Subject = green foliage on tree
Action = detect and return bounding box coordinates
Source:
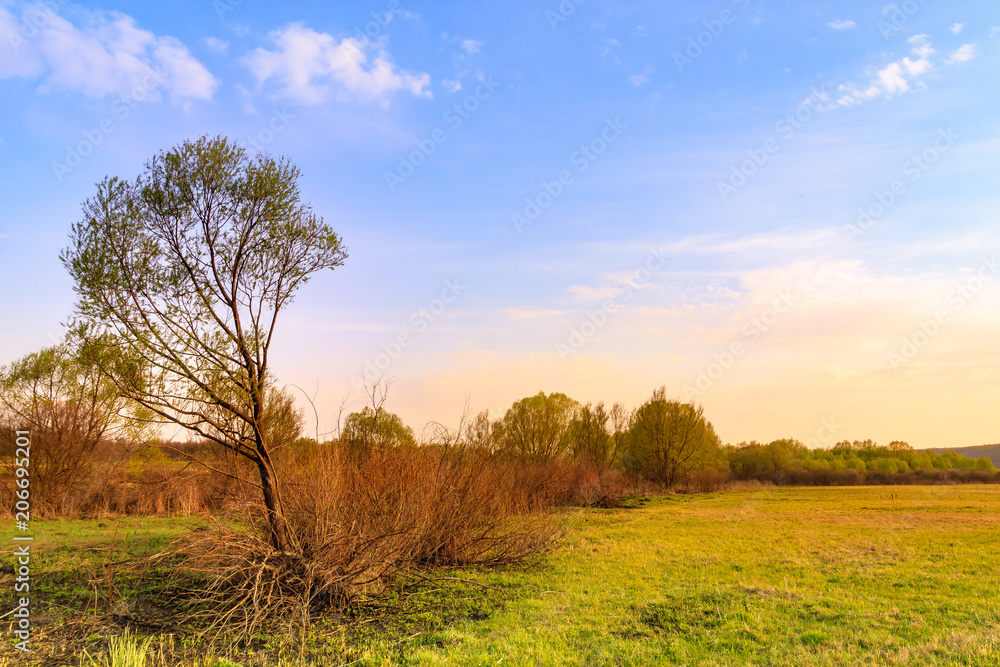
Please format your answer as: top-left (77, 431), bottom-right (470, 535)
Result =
top-left (624, 387), bottom-right (721, 488)
top-left (568, 402), bottom-right (629, 469)
top-left (341, 406), bottom-right (416, 451)
top-left (725, 436), bottom-right (995, 484)
top-left (465, 410), bottom-right (501, 452)
top-left (497, 392), bottom-right (581, 462)
top-left (0, 343), bottom-right (146, 513)
top-left (60, 135), bottom-right (346, 549)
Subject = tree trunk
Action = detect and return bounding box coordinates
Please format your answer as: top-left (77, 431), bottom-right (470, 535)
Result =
top-left (256, 452), bottom-right (292, 551)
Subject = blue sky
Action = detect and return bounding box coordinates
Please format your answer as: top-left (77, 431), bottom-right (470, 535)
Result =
top-left (2, 0), bottom-right (999, 447)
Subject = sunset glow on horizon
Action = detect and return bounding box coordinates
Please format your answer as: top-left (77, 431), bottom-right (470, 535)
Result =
top-left (2, 0), bottom-right (998, 449)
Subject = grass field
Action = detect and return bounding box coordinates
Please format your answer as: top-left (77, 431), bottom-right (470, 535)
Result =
top-left (4, 485), bottom-right (1000, 666)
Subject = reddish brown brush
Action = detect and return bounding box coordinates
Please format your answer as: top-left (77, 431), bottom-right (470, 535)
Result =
top-left (177, 443), bottom-right (575, 636)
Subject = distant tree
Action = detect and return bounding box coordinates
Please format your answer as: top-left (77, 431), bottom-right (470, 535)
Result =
top-left (728, 441), bottom-right (766, 480)
top-left (873, 458), bottom-right (899, 474)
top-left (911, 451), bottom-right (934, 471)
top-left (625, 387), bottom-right (721, 487)
top-left (569, 402), bottom-right (629, 469)
top-left (845, 455), bottom-right (867, 473)
top-left (341, 406), bottom-right (416, 450)
top-left (975, 456), bottom-right (996, 472)
top-left (498, 392), bottom-right (580, 462)
top-left (933, 453), bottom-right (955, 470)
top-left (852, 439), bottom-right (878, 457)
top-left (888, 440), bottom-right (913, 452)
top-left (828, 456), bottom-right (848, 471)
top-left (465, 410), bottom-right (500, 452)
top-left (608, 402), bottom-right (632, 463)
top-left (763, 439), bottom-right (802, 484)
top-left (60, 135), bottom-right (347, 550)
top-left (0, 343), bottom-right (144, 513)
top-left (260, 387), bottom-right (305, 452)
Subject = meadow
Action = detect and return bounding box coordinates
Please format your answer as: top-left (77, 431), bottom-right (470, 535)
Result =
top-left (4, 484), bottom-right (999, 666)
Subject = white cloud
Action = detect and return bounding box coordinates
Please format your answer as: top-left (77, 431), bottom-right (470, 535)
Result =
top-left (244, 23), bottom-right (431, 105)
top-left (204, 36), bottom-right (229, 54)
top-left (628, 66), bottom-right (653, 87)
top-left (951, 23), bottom-right (964, 34)
top-left (827, 19), bottom-right (856, 30)
top-left (736, 49), bottom-right (749, 66)
top-left (441, 78), bottom-right (462, 93)
top-left (154, 38), bottom-right (219, 104)
top-left (908, 33), bottom-right (934, 59)
top-left (0, 4), bottom-right (215, 104)
top-left (836, 35), bottom-right (933, 107)
top-left (460, 39), bottom-right (483, 55)
top-left (947, 44), bottom-right (975, 64)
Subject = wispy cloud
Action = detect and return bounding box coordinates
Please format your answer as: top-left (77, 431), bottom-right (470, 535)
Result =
top-left (460, 39), bottom-right (483, 55)
top-left (244, 22), bottom-right (431, 105)
top-left (628, 66), bottom-right (653, 87)
top-left (827, 19), bottom-right (856, 30)
top-left (951, 23), bottom-right (965, 35)
top-left (660, 228), bottom-right (844, 255)
top-left (836, 35), bottom-right (934, 107)
top-left (204, 36), bottom-right (229, 54)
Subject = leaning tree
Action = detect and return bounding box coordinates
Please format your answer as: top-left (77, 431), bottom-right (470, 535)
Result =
top-left (61, 135), bottom-right (347, 550)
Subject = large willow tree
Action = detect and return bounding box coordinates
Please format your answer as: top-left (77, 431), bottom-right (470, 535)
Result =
top-left (61, 136), bottom-right (347, 550)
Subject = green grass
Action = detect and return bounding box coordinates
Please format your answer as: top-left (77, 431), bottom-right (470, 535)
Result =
top-left (84, 630), bottom-right (154, 667)
top-left (4, 486), bottom-right (1000, 665)
top-left (406, 486), bottom-right (1000, 666)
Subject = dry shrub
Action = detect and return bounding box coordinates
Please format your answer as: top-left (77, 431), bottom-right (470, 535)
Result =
top-left (182, 444), bottom-right (561, 636)
top-left (508, 462), bottom-right (640, 507)
top-left (728, 478), bottom-right (774, 490)
top-left (780, 467), bottom-right (1000, 487)
top-left (787, 468), bottom-right (864, 487)
top-left (680, 467), bottom-right (731, 493)
top-left (77, 465), bottom-right (231, 517)
top-left (0, 432), bottom-right (130, 517)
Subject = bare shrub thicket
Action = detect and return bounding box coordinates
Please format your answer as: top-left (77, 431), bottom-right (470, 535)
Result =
top-left (183, 442), bottom-right (563, 635)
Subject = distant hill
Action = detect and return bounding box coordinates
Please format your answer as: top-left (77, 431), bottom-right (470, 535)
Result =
top-left (928, 444), bottom-right (1000, 468)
